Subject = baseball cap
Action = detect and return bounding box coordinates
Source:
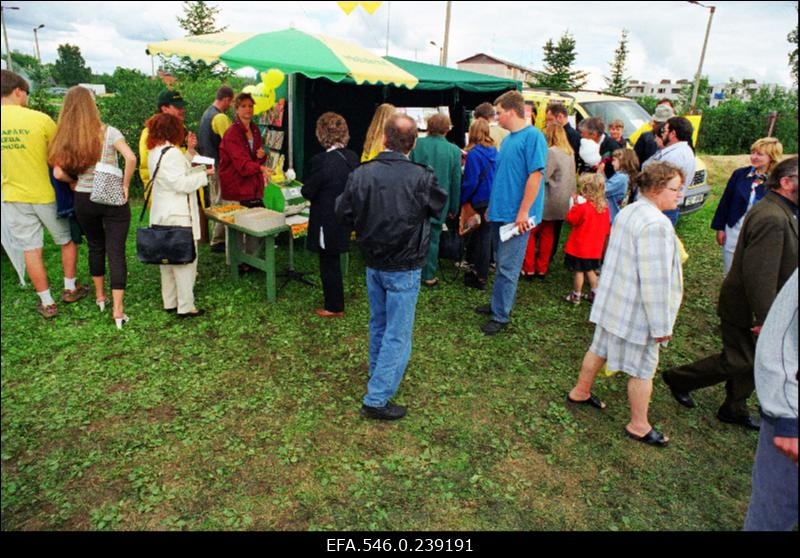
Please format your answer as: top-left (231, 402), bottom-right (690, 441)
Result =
top-left (652, 104), bottom-right (674, 123)
top-left (158, 89), bottom-right (186, 109)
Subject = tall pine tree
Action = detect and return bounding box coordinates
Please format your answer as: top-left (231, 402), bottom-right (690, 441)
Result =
top-left (788, 4), bottom-right (798, 88)
top-left (604, 29), bottom-right (630, 96)
top-left (531, 32), bottom-right (588, 91)
top-left (164, 1), bottom-right (229, 78)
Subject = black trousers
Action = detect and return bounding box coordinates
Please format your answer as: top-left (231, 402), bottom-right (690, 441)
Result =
top-left (319, 251), bottom-right (344, 312)
top-left (74, 192), bottom-right (131, 290)
top-left (465, 220), bottom-right (493, 281)
top-left (549, 219), bottom-right (564, 263)
top-left (662, 319), bottom-right (756, 417)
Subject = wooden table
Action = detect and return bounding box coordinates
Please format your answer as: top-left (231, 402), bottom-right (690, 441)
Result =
top-left (204, 210), bottom-right (289, 302)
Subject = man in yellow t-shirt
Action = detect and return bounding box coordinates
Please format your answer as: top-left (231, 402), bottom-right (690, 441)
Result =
top-left (1, 70), bottom-right (87, 319)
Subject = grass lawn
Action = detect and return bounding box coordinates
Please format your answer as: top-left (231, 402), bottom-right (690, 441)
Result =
top-left (1, 154), bottom-right (765, 531)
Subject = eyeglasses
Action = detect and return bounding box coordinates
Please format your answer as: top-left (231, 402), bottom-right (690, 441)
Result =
top-left (665, 186), bottom-right (681, 193)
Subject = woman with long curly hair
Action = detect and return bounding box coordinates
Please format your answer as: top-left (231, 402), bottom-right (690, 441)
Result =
top-left (48, 85), bottom-right (137, 329)
top-left (361, 103), bottom-right (396, 162)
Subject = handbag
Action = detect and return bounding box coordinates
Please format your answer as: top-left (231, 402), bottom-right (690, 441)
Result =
top-left (90, 127), bottom-right (126, 206)
top-left (135, 146), bottom-right (197, 265)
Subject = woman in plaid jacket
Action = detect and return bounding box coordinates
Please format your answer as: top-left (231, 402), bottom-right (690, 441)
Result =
top-left (567, 161), bottom-right (686, 447)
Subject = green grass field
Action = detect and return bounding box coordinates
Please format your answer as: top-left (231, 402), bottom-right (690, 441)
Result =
top-left (1, 155), bottom-right (765, 530)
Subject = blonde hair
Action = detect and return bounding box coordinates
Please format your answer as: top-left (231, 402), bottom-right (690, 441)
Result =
top-left (578, 172), bottom-right (607, 213)
top-left (362, 103), bottom-right (396, 161)
top-left (544, 122), bottom-right (573, 156)
top-left (750, 137), bottom-right (783, 173)
top-left (48, 86), bottom-right (103, 176)
top-left (466, 118), bottom-right (494, 151)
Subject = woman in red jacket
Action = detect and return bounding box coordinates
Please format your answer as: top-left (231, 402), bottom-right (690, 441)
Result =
top-left (218, 92), bottom-right (272, 261)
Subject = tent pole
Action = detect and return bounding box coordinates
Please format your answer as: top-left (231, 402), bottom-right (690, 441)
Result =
top-left (288, 72), bottom-right (294, 171)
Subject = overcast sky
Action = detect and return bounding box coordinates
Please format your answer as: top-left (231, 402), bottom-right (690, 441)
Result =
top-left (2, 1), bottom-right (797, 89)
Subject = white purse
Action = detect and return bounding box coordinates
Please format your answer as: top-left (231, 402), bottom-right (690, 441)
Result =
top-left (90, 127), bottom-right (126, 206)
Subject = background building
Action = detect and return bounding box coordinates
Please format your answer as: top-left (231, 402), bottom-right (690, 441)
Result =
top-left (709, 79), bottom-right (783, 107)
top-left (456, 53), bottom-right (536, 84)
top-left (626, 78), bottom-right (690, 102)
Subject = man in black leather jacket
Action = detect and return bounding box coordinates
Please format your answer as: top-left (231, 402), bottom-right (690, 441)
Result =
top-left (336, 114), bottom-right (446, 420)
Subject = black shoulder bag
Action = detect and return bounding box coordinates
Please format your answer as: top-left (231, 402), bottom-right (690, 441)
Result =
top-left (135, 146), bottom-right (198, 265)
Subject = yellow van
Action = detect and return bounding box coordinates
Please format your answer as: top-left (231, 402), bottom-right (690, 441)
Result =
top-left (522, 89), bottom-right (710, 214)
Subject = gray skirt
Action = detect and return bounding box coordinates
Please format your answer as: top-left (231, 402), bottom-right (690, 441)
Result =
top-left (589, 326), bottom-right (660, 379)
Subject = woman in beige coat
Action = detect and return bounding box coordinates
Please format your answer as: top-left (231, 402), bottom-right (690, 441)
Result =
top-left (522, 122), bottom-right (576, 278)
top-left (145, 113), bottom-right (211, 318)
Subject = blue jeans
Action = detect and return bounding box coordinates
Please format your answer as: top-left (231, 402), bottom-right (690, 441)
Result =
top-left (744, 419), bottom-right (799, 530)
top-left (364, 267), bottom-right (422, 407)
top-left (490, 222), bottom-right (530, 323)
top-left (663, 208), bottom-right (679, 227)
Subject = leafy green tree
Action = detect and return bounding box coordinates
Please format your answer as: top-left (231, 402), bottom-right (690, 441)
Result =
top-left (604, 29), bottom-right (630, 96)
top-left (10, 50), bottom-right (54, 89)
top-left (635, 96), bottom-right (659, 116)
top-left (696, 86), bottom-right (797, 154)
top-left (165, 1), bottom-right (230, 79)
top-left (789, 4), bottom-right (798, 88)
top-left (52, 44), bottom-right (92, 86)
top-left (531, 32), bottom-right (588, 91)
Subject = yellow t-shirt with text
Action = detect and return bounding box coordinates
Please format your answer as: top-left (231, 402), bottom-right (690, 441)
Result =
top-left (1, 105), bottom-right (57, 203)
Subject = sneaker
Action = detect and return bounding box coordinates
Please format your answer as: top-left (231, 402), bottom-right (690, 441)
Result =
top-left (564, 292), bottom-right (581, 305)
top-left (481, 320), bottom-right (507, 336)
top-left (582, 291), bottom-right (595, 303)
top-left (36, 301), bottom-right (58, 319)
top-left (62, 284), bottom-right (90, 303)
top-left (361, 402), bottom-right (407, 420)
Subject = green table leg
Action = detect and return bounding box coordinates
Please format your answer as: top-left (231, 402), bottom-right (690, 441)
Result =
top-left (264, 235), bottom-right (276, 302)
top-left (229, 229), bottom-right (241, 281)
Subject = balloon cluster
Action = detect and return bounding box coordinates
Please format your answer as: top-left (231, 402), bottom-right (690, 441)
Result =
top-left (242, 69), bottom-right (285, 115)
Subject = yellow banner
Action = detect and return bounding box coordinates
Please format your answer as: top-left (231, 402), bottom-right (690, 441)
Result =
top-left (338, 1), bottom-right (382, 15)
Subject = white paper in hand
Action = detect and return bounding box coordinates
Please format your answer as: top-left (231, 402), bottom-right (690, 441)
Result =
top-left (499, 216), bottom-right (539, 242)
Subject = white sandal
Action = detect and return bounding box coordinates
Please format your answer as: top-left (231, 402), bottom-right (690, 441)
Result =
top-left (114, 314), bottom-right (130, 330)
top-left (96, 298), bottom-right (108, 312)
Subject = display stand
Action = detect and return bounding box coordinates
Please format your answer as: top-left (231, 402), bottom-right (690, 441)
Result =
top-left (205, 210), bottom-right (289, 302)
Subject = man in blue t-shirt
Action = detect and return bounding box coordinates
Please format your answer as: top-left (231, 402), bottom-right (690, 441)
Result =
top-left (475, 90), bottom-right (547, 335)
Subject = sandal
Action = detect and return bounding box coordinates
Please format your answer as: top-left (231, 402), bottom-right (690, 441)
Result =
top-left (96, 298), bottom-right (109, 312)
top-left (114, 314), bottom-right (130, 330)
top-left (36, 301), bottom-right (58, 319)
top-left (564, 292), bottom-right (581, 305)
top-left (624, 427), bottom-right (669, 447)
top-left (566, 393), bottom-right (606, 410)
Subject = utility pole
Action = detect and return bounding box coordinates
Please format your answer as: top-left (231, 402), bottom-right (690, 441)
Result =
top-left (688, 1), bottom-right (716, 114)
top-left (1, 5), bottom-right (20, 72)
top-left (33, 24), bottom-right (44, 63)
top-left (441, 0), bottom-right (452, 67)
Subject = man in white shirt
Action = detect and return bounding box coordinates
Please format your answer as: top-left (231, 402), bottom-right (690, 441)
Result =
top-left (642, 116), bottom-right (696, 226)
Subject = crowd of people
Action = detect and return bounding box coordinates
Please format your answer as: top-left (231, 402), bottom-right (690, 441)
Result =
top-left (2, 69), bottom-right (797, 529)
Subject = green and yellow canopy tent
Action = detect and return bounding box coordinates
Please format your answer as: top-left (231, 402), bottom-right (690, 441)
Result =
top-left (147, 28), bottom-right (520, 177)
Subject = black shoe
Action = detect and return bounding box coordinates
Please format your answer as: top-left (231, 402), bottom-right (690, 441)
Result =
top-left (464, 274), bottom-right (486, 291)
top-left (474, 303), bottom-right (492, 315)
top-left (177, 309), bottom-right (206, 319)
top-left (481, 320), bottom-right (507, 336)
top-left (716, 410), bottom-right (760, 430)
top-left (210, 242), bottom-right (225, 253)
top-left (361, 402), bottom-right (407, 420)
top-left (663, 374), bottom-right (696, 408)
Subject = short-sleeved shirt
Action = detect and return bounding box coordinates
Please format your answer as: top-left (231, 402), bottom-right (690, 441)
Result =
top-left (75, 125), bottom-right (124, 193)
top-left (1, 105), bottom-right (57, 203)
top-left (487, 125), bottom-right (547, 223)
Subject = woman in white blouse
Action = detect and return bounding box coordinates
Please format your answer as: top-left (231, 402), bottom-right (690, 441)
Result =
top-left (145, 113), bottom-right (212, 318)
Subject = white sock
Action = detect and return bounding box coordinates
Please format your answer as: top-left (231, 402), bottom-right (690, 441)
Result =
top-left (64, 277), bottom-right (77, 291)
top-left (37, 289), bottom-right (55, 306)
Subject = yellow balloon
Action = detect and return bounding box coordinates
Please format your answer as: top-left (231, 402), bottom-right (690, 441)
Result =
top-left (242, 69), bottom-right (285, 115)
